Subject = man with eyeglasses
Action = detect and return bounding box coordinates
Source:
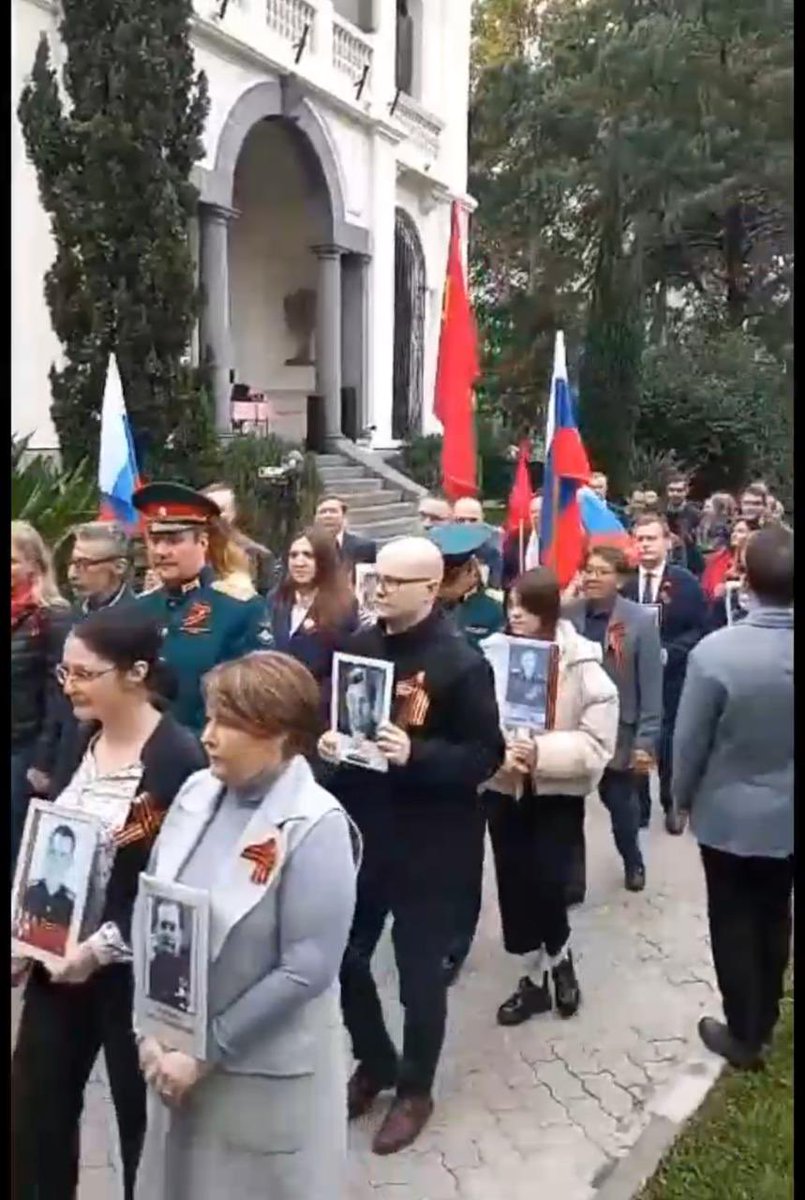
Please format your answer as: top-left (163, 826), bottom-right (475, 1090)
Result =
top-left (319, 536), bottom-right (504, 1155)
top-left (68, 522), bottom-right (135, 613)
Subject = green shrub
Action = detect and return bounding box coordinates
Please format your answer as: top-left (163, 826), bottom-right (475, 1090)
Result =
top-left (12, 436), bottom-right (98, 549)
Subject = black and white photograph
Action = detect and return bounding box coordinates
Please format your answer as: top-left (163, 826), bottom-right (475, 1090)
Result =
top-left (500, 638), bottom-right (559, 733)
top-left (134, 876), bottom-right (210, 1059)
top-left (355, 564), bottom-right (379, 618)
top-left (331, 652), bottom-right (394, 772)
top-left (725, 580), bottom-right (750, 626)
top-left (11, 801), bottom-right (100, 969)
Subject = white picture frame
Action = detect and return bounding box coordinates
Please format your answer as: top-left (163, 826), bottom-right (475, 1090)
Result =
top-left (134, 876), bottom-right (210, 1060)
top-left (484, 636), bottom-right (559, 735)
top-left (644, 603), bottom-right (662, 627)
top-left (331, 652), bottom-right (394, 772)
top-left (11, 800), bottom-right (101, 971)
top-left (354, 564), bottom-right (379, 620)
top-left (724, 580), bottom-right (747, 626)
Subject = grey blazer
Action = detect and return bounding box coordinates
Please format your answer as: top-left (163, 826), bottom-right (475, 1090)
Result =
top-left (673, 607), bottom-right (793, 858)
top-left (565, 595), bottom-right (663, 769)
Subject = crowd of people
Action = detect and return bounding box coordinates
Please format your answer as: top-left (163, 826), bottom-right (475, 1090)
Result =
top-left (9, 464), bottom-right (793, 1198)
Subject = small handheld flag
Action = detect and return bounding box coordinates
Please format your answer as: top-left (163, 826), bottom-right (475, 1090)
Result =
top-left (98, 355), bottom-right (141, 529)
top-left (539, 334), bottom-right (591, 587)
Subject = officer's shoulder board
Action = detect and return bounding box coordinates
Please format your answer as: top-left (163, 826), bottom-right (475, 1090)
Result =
top-left (212, 573), bottom-right (258, 602)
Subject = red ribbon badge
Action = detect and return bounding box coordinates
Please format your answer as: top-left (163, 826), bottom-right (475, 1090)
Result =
top-left (606, 620), bottom-right (626, 672)
top-left (241, 837), bottom-right (279, 885)
top-left (181, 600), bottom-right (212, 634)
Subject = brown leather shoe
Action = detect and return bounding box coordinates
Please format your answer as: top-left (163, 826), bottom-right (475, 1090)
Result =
top-left (347, 1065), bottom-right (395, 1120)
top-left (372, 1094), bottom-right (434, 1155)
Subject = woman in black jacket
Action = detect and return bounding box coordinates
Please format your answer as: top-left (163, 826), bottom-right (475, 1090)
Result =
top-left (11, 608), bottom-right (206, 1200)
top-left (11, 520), bottom-right (73, 868)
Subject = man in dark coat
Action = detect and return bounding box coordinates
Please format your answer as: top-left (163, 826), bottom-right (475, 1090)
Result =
top-left (320, 536), bottom-right (504, 1156)
top-left (623, 513), bottom-right (708, 833)
top-left (148, 899), bottom-right (192, 1011)
top-left (664, 474), bottom-right (704, 576)
top-left (315, 495), bottom-right (376, 570)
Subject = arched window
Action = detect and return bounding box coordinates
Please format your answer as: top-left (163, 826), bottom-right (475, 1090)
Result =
top-left (392, 209), bottom-right (426, 439)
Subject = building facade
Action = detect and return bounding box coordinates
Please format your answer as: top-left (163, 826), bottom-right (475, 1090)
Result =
top-left (12, 0), bottom-right (473, 452)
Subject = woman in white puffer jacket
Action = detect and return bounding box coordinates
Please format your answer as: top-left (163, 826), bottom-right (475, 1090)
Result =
top-left (481, 567), bottom-right (619, 1027)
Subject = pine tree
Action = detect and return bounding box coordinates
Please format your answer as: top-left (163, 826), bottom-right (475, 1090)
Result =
top-left (18, 0), bottom-right (210, 472)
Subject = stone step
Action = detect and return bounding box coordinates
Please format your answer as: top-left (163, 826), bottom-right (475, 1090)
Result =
top-left (349, 514), bottom-right (421, 540)
top-left (314, 454), bottom-right (346, 466)
top-left (320, 476), bottom-right (379, 494)
top-left (348, 501), bottom-right (418, 525)
top-left (340, 489), bottom-right (401, 508)
top-left (318, 464), bottom-right (369, 482)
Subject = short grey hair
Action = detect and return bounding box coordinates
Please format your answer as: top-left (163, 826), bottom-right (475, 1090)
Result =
top-left (73, 521), bottom-right (131, 560)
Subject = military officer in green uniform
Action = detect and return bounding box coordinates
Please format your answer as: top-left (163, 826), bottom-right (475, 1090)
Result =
top-left (427, 521), bottom-right (505, 984)
top-left (428, 521), bottom-right (505, 650)
top-left (134, 483), bottom-right (271, 734)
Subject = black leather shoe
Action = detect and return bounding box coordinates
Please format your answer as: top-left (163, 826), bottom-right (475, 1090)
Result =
top-left (347, 1064), bottom-right (397, 1120)
top-left (664, 809), bottom-right (687, 836)
top-left (625, 866), bottom-right (646, 892)
top-left (442, 954), bottom-right (465, 987)
top-left (698, 1017), bottom-right (764, 1071)
top-left (497, 974), bottom-right (552, 1026)
top-left (551, 952), bottom-right (581, 1018)
top-left (565, 883), bottom-right (586, 907)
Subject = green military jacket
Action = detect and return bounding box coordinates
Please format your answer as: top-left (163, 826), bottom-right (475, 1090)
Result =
top-left (137, 567), bottom-right (270, 733)
top-left (451, 589), bottom-right (506, 650)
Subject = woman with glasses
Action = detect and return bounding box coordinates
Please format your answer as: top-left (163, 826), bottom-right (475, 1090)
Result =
top-left (268, 526), bottom-right (359, 709)
top-left (481, 567), bottom-right (619, 1026)
top-left (11, 607), bottom-right (206, 1200)
top-left (11, 520), bottom-right (73, 869)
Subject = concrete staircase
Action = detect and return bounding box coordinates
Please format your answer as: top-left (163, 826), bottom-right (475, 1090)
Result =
top-left (315, 450), bottom-right (423, 544)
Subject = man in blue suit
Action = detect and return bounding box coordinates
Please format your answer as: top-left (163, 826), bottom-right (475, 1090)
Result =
top-left (623, 514), bottom-right (707, 834)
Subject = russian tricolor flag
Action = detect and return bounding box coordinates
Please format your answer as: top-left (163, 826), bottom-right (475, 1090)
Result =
top-left (539, 333), bottom-right (591, 588)
top-left (578, 486), bottom-right (636, 564)
top-left (98, 355), bottom-right (141, 528)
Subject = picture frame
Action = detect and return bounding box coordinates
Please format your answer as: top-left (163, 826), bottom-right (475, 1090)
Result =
top-left (354, 564), bottom-right (379, 621)
top-left (644, 603), bottom-right (662, 628)
top-left (134, 876), bottom-right (210, 1060)
top-left (486, 636), bottom-right (559, 735)
top-left (724, 580), bottom-right (748, 627)
top-left (331, 652), bottom-right (394, 772)
top-left (11, 800), bottom-right (101, 971)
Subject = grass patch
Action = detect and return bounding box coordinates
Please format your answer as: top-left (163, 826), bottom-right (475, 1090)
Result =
top-left (639, 986), bottom-right (793, 1200)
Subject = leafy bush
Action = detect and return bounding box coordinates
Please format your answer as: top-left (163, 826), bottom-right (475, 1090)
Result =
top-left (395, 434), bottom-right (442, 493)
top-left (12, 436), bottom-right (98, 548)
top-left (395, 417), bottom-right (516, 499)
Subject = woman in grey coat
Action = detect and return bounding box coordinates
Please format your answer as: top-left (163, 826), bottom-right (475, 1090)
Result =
top-left (132, 651), bottom-right (359, 1200)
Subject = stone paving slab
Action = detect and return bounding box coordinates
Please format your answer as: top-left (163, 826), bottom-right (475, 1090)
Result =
top-left (12, 789), bottom-right (720, 1199)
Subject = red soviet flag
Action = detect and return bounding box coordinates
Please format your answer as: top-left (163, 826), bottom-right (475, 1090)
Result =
top-left (433, 203), bottom-right (479, 499)
top-left (506, 441), bottom-right (534, 533)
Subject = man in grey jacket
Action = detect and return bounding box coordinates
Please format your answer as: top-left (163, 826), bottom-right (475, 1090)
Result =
top-left (565, 546), bottom-right (663, 896)
top-left (674, 525), bottom-right (793, 1069)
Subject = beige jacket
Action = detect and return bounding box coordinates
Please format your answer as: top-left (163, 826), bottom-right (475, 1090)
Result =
top-left (481, 619), bottom-right (619, 797)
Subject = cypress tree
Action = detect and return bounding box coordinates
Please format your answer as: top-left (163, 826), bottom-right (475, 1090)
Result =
top-left (18, 0), bottom-right (211, 473)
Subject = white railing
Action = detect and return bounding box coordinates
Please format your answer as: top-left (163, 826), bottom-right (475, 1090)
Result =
top-left (332, 15), bottom-right (373, 84)
top-left (266, 0), bottom-right (315, 44)
top-left (395, 92), bottom-right (443, 157)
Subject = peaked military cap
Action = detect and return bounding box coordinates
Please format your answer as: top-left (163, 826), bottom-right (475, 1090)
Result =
top-left (427, 520), bottom-right (495, 566)
top-left (133, 482), bottom-right (221, 532)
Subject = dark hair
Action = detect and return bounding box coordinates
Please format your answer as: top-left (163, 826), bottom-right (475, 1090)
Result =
top-left (203, 651), bottom-right (322, 758)
top-left (49, 824), bottom-right (76, 850)
top-left (509, 567), bottom-right (560, 635)
top-left (277, 526), bottom-right (354, 630)
top-left (632, 513), bottom-right (670, 536)
top-left (584, 544), bottom-right (629, 575)
top-left (667, 474), bottom-right (688, 487)
top-left (316, 494), bottom-right (348, 513)
top-left (71, 608), bottom-right (176, 704)
top-left (744, 526), bottom-right (793, 607)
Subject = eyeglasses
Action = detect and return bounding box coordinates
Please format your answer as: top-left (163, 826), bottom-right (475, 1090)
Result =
top-left (375, 574), bottom-right (433, 592)
top-left (583, 566), bottom-right (616, 579)
top-left (454, 517), bottom-right (481, 525)
top-left (55, 664), bottom-right (116, 685)
top-left (69, 555), bottom-right (121, 571)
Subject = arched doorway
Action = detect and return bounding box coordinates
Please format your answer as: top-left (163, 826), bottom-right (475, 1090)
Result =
top-left (392, 208), bottom-right (426, 440)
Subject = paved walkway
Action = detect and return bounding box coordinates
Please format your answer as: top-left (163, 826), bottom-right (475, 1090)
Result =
top-left (12, 792), bottom-right (719, 1200)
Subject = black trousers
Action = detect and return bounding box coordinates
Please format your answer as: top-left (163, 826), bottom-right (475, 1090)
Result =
top-left (701, 844), bottom-right (793, 1050)
top-left (11, 963), bottom-right (146, 1200)
top-left (446, 810), bottom-right (486, 965)
top-left (486, 790), bottom-right (577, 957)
top-left (340, 870), bottom-right (459, 1098)
top-left (599, 768), bottom-right (643, 872)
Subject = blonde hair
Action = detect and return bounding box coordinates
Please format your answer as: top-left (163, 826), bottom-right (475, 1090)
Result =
top-left (207, 516), bottom-right (252, 580)
top-left (11, 521), bottom-right (69, 607)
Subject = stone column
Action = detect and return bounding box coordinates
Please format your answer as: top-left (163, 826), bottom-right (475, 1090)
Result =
top-left (341, 253), bottom-right (370, 436)
top-left (198, 201), bottom-right (236, 432)
top-left (313, 245), bottom-right (343, 440)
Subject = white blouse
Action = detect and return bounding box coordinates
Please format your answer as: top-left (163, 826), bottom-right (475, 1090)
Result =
top-left (55, 743), bottom-right (142, 964)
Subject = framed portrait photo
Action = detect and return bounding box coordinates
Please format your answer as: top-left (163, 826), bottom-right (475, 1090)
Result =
top-left (724, 580), bottom-right (748, 626)
top-left (134, 876), bottom-right (210, 1060)
top-left (11, 800), bottom-right (100, 971)
top-left (498, 637), bottom-right (559, 734)
top-left (331, 652), bottom-right (394, 772)
top-left (355, 564), bottom-right (379, 619)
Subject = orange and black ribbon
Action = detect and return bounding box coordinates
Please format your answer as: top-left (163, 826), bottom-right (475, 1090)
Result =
top-left (394, 671), bottom-right (431, 729)
top-left (114, 793), bottom-right (165, 849)
top-left (241, 837), bottom-right (279, 885)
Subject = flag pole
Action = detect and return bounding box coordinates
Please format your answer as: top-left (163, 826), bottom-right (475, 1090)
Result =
top-left (518, 519), bottom-right (525, 574)
top-left (550, 470), bottom-right (560, 573)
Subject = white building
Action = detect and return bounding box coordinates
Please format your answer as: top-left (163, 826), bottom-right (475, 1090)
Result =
top-left (12, 0), bottom-right (474, 453)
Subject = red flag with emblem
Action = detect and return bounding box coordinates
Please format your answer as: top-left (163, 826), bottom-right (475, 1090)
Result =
top-left (433, 203), bottom-right (479, 500)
